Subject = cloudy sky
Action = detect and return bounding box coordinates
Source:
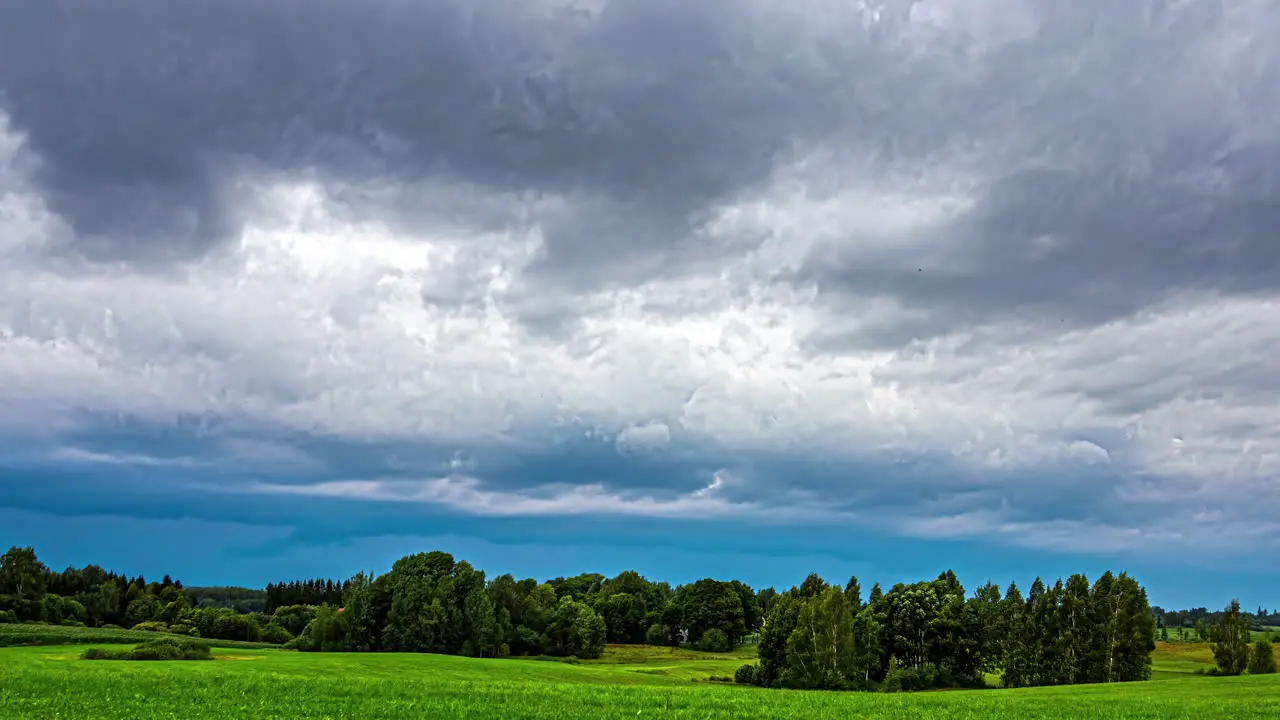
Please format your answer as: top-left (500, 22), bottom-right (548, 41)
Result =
top-left (1, 0), bottom-right (1277, 607)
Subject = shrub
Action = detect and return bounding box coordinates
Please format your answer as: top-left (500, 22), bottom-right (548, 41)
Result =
top-left (645, 623), bottom-right (669, 646)
top-left (258, 622), bottom-right (294, 645)
top-left (699, 628), bottom-right (732, 653)
top-left (81, 637), bottom-right (212, 661)
top-left (734, 663), bottom-right (758, 685)
top-left (130, 621), bottom-right (170, 633)
top-left (882, 665), bottom-right (941, 693)
top-left (0, 610), bottom-right (17, 624)
top-left (498, 643), bottom-right (511, 658)
top-left (1249, 638), bottom-right (1277, 675)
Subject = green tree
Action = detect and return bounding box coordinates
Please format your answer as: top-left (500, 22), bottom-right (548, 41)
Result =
top-left (1248, 638), bottom-right (1277, 675)
top-left (700, 627), bottom-right (732, 652)
top-left (1211, 600), bottom-right (1251, 675)
top-left (0, 546), bottom-right (48, 621)
top-left (798, 573), bottom-right (829, 599)
top-left (757, 591), bottom-right (801, 687)
top-left (543, 596), bottom-right (606, 659)
top-left (850, 605), bottom-right (883, 685)
top-left (294, 604), bottom-right (349, 652)
top-left (125, 593), bottom-right (161, 627)
top-left (783, 586), bottom-right (856, 689)
top-left (968, 581), bottom-right (1004, 677)
top-left (1000, 582), bottom-right (1028, 688)
top-left (669, 579), bottom-right (746, 646)
top-left (843, 576), bottom-right (863, 613)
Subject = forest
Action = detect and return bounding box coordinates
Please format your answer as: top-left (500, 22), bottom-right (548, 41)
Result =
top-left (0, 543), bottom-right (1239, 692)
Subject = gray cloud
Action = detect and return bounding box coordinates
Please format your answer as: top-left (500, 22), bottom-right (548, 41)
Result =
top-left (0, 0), bottom-right (824, 279)
top-left (1, 0), bottom-right (1279, 557)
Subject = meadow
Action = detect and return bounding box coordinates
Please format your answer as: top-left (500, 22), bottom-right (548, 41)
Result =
top-left (2, 630), bottom-right (1279, 719)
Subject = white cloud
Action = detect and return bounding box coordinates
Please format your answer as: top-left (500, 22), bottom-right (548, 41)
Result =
top-left (1, 0), bottom-right (1278, 557)
top-left (247, 474), bottom-right (841, 524)
top-left (614, 421), bottom-right (672, 455)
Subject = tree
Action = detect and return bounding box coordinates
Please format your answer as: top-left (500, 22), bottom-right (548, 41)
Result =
top-left (850, 605), bottom-right (883, 685)
top-left (1248, 638), bottom-right (1277, 675)
top-left (843, 576), bottom-right (863, 613)
top-left (0, 546), bottom-right (48, 621)
top-left (757, 592), bottom-right (801, 687)
top-left (1000, 583), bottom-right (1028, 688)
top-left (1211, 600), bottom-right (1251, 675)
top-left (783, 586), bottom-right (856, 689)
top-left (700, 628), bottom-right (732, 653)
top-left (669, 579), bottom-right (746, 647)
top-left (798, 573), bottom-right (829, 600)
top-left (293, 604), bottom-right (348, 652)
top-left (125, 593), bottom-right (161, 628)
top-left (969, 581), bottom-right (1004, 677)
top-left (543, 596), bottom-right (606, 659)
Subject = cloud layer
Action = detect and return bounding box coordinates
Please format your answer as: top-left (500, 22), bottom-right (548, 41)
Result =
top-left (1, 0), bottom-right (1278, 557)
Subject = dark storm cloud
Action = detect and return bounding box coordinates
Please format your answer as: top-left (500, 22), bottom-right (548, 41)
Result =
top-left (0, 0), bottom-right (835, 276)
top-left (795, 1), bottom-right (1280, 348)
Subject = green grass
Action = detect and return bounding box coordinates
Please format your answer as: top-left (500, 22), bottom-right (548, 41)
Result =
top-left (3, 641), bottom-right (1280, 718)
top-left (0, 623), bottom-right (279, 650)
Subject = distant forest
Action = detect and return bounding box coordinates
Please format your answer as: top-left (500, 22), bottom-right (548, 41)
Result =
top-left (5, 544), bottom-right (1268, 691)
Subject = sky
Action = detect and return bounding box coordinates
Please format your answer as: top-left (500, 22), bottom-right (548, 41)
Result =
top-left (0, 0), bottom-right (1277, 611)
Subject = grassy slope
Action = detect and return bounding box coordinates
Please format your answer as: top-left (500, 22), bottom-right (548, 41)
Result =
top-left (0, 623), bottom-right (279, 649)
top-left (3, 641), bottom-right (1280, 719)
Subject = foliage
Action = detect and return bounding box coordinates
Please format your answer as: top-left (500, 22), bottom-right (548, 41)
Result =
top-left (82, 637), bottom-right (212, 661)
top-left (1211, 600), bottom-right (1251, 675)
top-left (258, 622), bottom-right (294, 645)
top-left (269, 605), bottom-right (317, 638)
top-left (734, 663), bottom-right (758, 685)
top-left (699, 628), bottom-right (732, 653)
top-left (781, 586), bottom-right (856, 690)
top-left (290, 604), bottom-right (349, 653)
top-left (1248, 638), bottom-right (1277, 675)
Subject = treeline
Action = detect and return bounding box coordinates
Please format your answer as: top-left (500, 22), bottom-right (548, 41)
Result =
top-left (0, 547), bottom-right (286, 644)
top-left (1153, 605), bottom-right (1279, 633)
top-left (744, 570), bottom-right (1155, 692)
top-left (290, 552), bottom-right (761, 659)
top-left (186, 586), bottom-right (267, 614)
top-left (3, 544), bottom-right (1173, 692)
top-left (265, 579), bottom-right (347, 614)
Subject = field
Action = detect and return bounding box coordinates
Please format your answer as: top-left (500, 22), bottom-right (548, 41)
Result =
top-left (2, 631), bottom-right (1279, 719)
top-left (0, 623), bottom-right (279, 649)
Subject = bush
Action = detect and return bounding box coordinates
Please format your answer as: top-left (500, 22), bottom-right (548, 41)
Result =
top-left (0, 610), bottom-right (17, 624)
top-left (130, 621), bottom-right (170, 633)
top-left (1249, 638), bottom-right (1277, 675)
top-left (258, 622), bottom-right (294, 645)
top-left (734, 663), bottom-right (758, 685)
top-left (882, 665), bottom-right (940, 693)
top-left (498, 643), bottom-right (511, 658)
top-left (81, 637), bottom-right (212, 661)
top-left (699, 628), bottom-right (732, 653)
top-left (645, 623), bottom-right (669, 646)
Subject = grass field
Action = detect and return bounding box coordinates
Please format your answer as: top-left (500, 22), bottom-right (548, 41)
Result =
top-left (0, 623), bottom-right (279, 649)
top-left (2, 632), bottom-right (1278, 718)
